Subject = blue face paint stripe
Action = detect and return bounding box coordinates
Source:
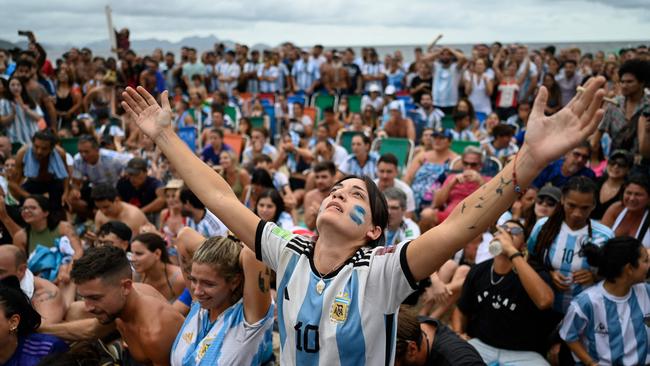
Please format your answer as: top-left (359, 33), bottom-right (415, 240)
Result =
top-left (628, 289), bottom-right (648, 364)
top-left (604, 297), bottom-right (625, 363)
top-left (350, 205), bottom-right (366, 226)
top-left (277, 255), bottom-right (299, 352)
top-left (337, 271), bottom-right (366, 366)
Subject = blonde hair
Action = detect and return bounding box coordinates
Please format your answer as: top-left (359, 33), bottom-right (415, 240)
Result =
top-left (193, 236), bottom-right (244, 299)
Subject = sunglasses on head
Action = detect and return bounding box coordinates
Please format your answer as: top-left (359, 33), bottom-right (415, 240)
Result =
top-left (536, 197), bottom-right (558, 206)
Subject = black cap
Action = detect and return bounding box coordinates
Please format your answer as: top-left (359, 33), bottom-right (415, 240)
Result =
top-left (125, 157), bottom-right (148, 175)
top-left (609, 149), bottom-right (632, 167)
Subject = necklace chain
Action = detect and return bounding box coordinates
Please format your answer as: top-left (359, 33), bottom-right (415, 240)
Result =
top-left (490, 263), bottom-right (505, 286)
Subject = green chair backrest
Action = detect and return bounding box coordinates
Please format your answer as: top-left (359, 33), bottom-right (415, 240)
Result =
top-left (224, 106), bottom-right (237, 125)
top-left (250, 117), bottom-right (265, 129)
top-left (11, 142), bottom-right (22, 155)
top-left (450, 140), bottom-right (480, 155)
top-left (347, 95), bottom-right (362, 114)
top-left (338, 131), bottom-right (363, 154)
top-left (441, 115), bottom-right (455, 130)
top-left (314, 94), bottom-right (336, 120)
top-left (376, 137), bottom-right (412, 170)
top-left (60, 137), bottom-right (80, 156)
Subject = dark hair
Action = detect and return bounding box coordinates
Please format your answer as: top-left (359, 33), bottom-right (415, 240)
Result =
top-left (378, 153), bottom-right (399, 168)
top-left (250, 168), bottom-right (274, 189)
top-left (531, 176), bottom-right (597, 261)
top-left (255, 189), bottom-right (285, 223)
top-left (252, 153), bottom-right (273, 165)
top-left (313, 161), bottom-right (336, 175)
top-left (618, 59), bottom-right (650, 87)
top-left (32, 130), bottom-right (58, 147)
top-left (335, 175), bottom-right (388, 248)
top-left (179, 188), bottom-right (205, 210)
top-left (209, 127), bottom-right (224, 138)
top-left (7, 76), bottom-right (37, 109)
top-left (454, 97), bottom-right (475, 121)
top-left (624, 174), bottom-right (650, 196)
top-left (0, 276), bottom-right (42, 337)
top-left (91, 183), bottom-right (118, 202)
top-left (132, 233), bottom-right (170, 264)
top-left (582, 237), bottom-right (644, 282)
top-left (323, 106), bottom-right (335, 114)
top-left (0, 78), bottom-right (9, 99)
top-left (78, 134), bottom-right (99, 148)
top-left (452, 110), bottom-right (469, 122)
top-left (71, 246), bottom-right (132, 284)
top-left (36, 341), bottom-right (117, 366)
top-left (98, 221), bottom-right (132, 242)
top-left (492, 124), bottom-right (515, 138)
top-left (563, 59), bottom-right (577, 67)
top-left (352, 133), bottom-right (371, 146)
top-left (24, 194), bottom-right (59, 230)
top-left (395, 305), bottom-right (422, 361)
top-left (251, 127), bottom-right (269, 138)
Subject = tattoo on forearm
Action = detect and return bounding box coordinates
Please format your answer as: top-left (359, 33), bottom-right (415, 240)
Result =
top-left (495, 177), bottom-right (512, 196)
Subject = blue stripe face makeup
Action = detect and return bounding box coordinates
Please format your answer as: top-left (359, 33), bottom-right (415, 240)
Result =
top-left (350, 205), bottom-right (366, 226)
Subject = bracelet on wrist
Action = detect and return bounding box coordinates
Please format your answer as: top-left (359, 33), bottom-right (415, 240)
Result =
top-left (508, 252), bottom-right (524, 261)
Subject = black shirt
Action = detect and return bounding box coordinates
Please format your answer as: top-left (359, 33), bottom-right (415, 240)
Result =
top-left (116, 176), bottom-right (162, 209)
top-left (417, 316), bottom-right (486, 366)
top-left (457, 259), bottom-right (556, 355)
top-left (410, 75), bottom-right (432, 104)
top-left (343, 62), bottom-right (361, 94)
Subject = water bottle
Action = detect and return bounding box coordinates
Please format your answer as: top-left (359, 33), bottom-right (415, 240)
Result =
top-left (488, 240), bottom-right (502, 256)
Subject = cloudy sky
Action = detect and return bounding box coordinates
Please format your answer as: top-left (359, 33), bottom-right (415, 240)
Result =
top-left (2, 0), bottom-right (649, 47)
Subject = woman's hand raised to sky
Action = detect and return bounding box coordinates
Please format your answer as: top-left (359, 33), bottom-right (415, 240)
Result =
top-left (523, 76), bottom-right (606, 169)
top-left (121, 87), bottom-right (173, 141)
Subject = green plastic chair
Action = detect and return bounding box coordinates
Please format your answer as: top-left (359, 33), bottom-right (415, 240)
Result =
top-left (371, 137), bottom-right (414, 174)
top-left (250, 116), bottom-right (265, 129)
top-left (347, 95), bottom-right (362, 114)
top-left (313, 94), bottom-right (337, 120)
top-left (450, 140), bottom-right (480, 155)
top-left (11, 142), bottom-right (22, 155)
top-left (224, 105), bottom-right (237, 125)
top-left (60, 137), bottom-right (80, 156)
top-left (441, 115), bottom-right (455, 130)
top-left (336, 130), bottom-right (363, 154)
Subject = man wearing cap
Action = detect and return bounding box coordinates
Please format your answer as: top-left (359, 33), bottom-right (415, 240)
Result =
top-left (532, 141), bottom-right (595, 189)
top-left (361, 83), bottom-right (384, 112)
top-left (217, 50), bottom-right (240, 97)
top-left (68, 135), bottom-right (132, 218)
top-left (116, 157), bottom-right (165, 219)
top-left (381, 85), bottom-right (406, 119)
top-left (291, 48), bottom-right (320, 96)
top-left (381, 101), bottom-right (416, 141)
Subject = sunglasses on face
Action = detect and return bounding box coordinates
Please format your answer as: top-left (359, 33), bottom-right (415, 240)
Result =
top-left (608, 159), bottom-right (629, 168)
top-left (500, 224), bottom-right (524, 236)
top-left (462, 161), bottom-right (481, 168)
top-left (536, 197), bottom-right (558, 207)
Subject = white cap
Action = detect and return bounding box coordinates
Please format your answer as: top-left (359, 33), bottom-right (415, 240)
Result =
top-left (384, 85), bottom-right (396, 95)
top-left (388, 100), bottom-right (401, 111)
top-left (368, 84), bottom-right (381, 93)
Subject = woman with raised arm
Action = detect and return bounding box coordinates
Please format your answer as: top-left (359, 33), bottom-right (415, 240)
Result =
top-left (121, 76), bottom-right (606, 365)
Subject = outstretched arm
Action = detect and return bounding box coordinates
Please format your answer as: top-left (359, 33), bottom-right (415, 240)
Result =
top-left (121, 88), bottom-right (261, 250)
top-left (406, 77), bottom-right (607, 281)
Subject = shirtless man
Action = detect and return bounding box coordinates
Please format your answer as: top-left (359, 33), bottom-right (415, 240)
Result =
top-left (302, 161), bottom-right (336, 230)
top-left (42, 246), bottom-right (184, 366)
top-left (0, 245), bottom-right (66, 324)
top-left (91, 183), bottom-right (150, 235)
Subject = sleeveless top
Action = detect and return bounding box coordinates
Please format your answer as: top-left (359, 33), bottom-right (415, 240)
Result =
top-left (27, 225), bottom-right (61, 256)
top-left (411, 160), bottom-right (449, 209)
top-left (612, 208), bottom-right (650, 248)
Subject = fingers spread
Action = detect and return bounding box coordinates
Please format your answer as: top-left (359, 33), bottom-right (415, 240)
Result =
top-left (121, 101), bottom-right (138, 122)
top-left (581, 89), bottom-right (605, 128)
top-left (137, 86), bottom-right (158, 107)
top-left (122, 91), bottom-right (143, 114)
top-left (126, 86), bottom-right (149, 110)
top-left (571, 76), bottom-right (606, 117)
top-left (160, 90), bottom-right (171, 111)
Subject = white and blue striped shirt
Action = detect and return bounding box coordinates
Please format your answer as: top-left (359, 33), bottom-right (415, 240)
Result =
top-left (187, 209), bottom-right (228, 238)
top-left (255, 221), bottom-right (417, 366)
top-left (338, 152), bottom-right (379, 180)
top-left (72, 149), bottom-right (132, 187)
top-left (292, 59), bottom-right (320, 92)
top-left (361, 62), bottom-right (385, 92)
top-left (432, 61), bottom-right (461, 108)
top-left (528, 218), bottom-right (614, 313)
top-left (560, 281), bottom-right (650, 366)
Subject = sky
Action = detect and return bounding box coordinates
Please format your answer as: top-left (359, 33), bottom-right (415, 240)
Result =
top-left (1, 0), bottom-right (649, 47)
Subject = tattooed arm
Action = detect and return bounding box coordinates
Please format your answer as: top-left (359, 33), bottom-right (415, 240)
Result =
top-left (407, 77), bottom-right (608, 281)
top-left (241, 246), bottom-right (273, 324)
top-left (32, 278), bottom-right (66, 324)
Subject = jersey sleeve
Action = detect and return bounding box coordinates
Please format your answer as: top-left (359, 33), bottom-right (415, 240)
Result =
top-left (255, 220), bottom-right (296, 272)
top-left (527, 217), bottom-right (548, 254)
top-left (365, 241), bottom-right (419, 312)
top-left (559, 300), bottom-right (589, 342)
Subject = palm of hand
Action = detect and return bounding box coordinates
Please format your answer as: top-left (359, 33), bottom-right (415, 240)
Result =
top-left (137, 104), bottom-right (172, 139)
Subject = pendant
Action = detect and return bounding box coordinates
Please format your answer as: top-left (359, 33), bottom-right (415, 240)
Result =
top-left (316, 279), bottom-right (326, 295)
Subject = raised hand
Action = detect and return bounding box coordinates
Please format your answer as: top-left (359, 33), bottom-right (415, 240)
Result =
top-left (523, 76), bottom-right (606, 168)
top-left (121, 87), bottom-right (172, 141)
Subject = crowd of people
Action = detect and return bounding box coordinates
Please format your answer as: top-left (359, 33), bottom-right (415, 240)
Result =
top-left (0, 28), bottom-right (649, 365)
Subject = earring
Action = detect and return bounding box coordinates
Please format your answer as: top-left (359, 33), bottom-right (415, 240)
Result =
top-left (9, 326), bottom-right (17, 334)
